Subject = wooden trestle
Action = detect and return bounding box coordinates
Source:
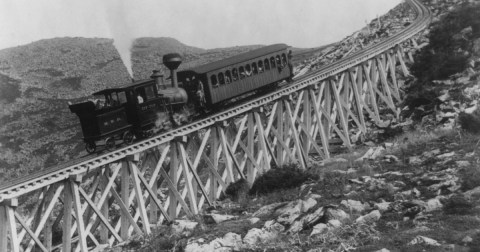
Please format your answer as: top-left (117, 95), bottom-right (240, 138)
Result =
top-left (0, 0), bottom-right (431, 250)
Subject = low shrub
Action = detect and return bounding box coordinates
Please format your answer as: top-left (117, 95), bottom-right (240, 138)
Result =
top-left (443, 194), bottom-right (474, 215)
top-left (458, 110), bottom-right (480, 134)
top-left (411, 3), bottom-right (480, 81)
top-left (224, 178), bottom-right (250, 202)
top-left (249, 163), bottom-right (318, 195)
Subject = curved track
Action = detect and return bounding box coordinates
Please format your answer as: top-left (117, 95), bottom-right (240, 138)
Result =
top-left (0, 0), bottom-right (431, 202)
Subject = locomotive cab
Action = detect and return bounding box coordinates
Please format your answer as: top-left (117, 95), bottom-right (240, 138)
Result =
top-left (69, 89), bottom-right (132, 154)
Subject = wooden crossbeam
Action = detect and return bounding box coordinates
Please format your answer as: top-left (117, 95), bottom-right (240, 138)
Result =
top-left (129, 161), bottom-right (152, 234)
top-left (283, 100), bottom-right (307, 169)
top-left (25, 184), bottom-right (63, 252)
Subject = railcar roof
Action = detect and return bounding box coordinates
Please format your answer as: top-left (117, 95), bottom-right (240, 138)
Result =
top-left (179, 44), bottom-right (289, 75)
top-left (92, 79), bottom-right (154, 95)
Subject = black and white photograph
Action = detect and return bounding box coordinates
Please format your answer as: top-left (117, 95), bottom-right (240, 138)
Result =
top-left (0, 0), bottom-right (479, 251)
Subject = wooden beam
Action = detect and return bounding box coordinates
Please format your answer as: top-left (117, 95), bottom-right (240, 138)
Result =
top-left (283, 100), bottom-right (307, 169)
top-left (25, 184), bottom-right (64, 252)
top-left (169, 142), bottom-right (179, 219)
top-left (14, 212), bottom-right (47, 252)
top-left (309, 89), bottom-right (331, 159)
top-left (63, 179), bottom-right (73, 252)
top-left (177, 142), bottom-right (199, 214)
top-left (129, 161), bottom-right (151, 234)
top-left (109, 186), bottom-right (143, 235)
top-left (120, 161), bottom-right (130, 240)
top-left (329, 78), bottom-right (352, 149)
top-left (254, 111), bottom-right (272, 172)
top-left (0, 205), bottom-right (7, 252)
top-left (71, 178), bottom-right (88, 252)
top-left (77, 187), bottom-right (123, 243)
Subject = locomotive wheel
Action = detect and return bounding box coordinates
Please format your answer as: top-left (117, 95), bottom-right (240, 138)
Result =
top-left (105, 137), bottom-right (115, 151)
top-left (123, 131), bottom-right (134, 145)
top-left (85, 142), bottom-right (96, 154)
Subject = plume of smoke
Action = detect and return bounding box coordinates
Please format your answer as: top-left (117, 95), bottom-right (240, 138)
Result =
top-left (103, 0), bottom-right (134, 79)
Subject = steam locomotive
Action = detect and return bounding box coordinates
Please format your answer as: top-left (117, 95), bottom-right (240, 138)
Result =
top-left (69, 44), bottom-right (293, 153)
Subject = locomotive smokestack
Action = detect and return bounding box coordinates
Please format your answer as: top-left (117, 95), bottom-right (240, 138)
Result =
top-left (162, 53), bottom-right (182, 88)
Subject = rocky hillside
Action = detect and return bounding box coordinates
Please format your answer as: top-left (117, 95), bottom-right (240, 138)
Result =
top-left (0, 37), bottom-right (262, 182)
top-left (107, 0), bottom-right (480, 251)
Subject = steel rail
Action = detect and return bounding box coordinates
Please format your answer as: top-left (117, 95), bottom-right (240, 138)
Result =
top-left (0, 0), bottom-right (431, 202)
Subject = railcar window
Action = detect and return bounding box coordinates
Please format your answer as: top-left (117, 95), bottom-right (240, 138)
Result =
top-left (245, 64), bottom-right (251, 77)
top-left (218, 72), bottom-right (225, 85)
top-left (258, 61), bottom-right (264, 73)
top-left (144, 85), bottom-right (156, 100)
top-left (270, 57), bottom-right (276, 68)
top-left (117, 91), bottom-right (127, 104)
top-left (232, 68), bottom-right (239, 81)
top-left (252, 63), bottom-right (258, 75)
top-left (239, 66), bottom-right (245, 79)
top-left (225, 70), bottom-right (232, 84)
top-left (211, 75), bottom-right (218, 86)
top-left (276, 55), bottom-right (281, 66)
top-left (265, 59), bottom-right (270, 70)
top-left (282, 54), bottom-right (287, 66)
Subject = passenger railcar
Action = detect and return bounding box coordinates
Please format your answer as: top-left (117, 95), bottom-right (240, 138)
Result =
top-left (70, 44), bottom-right (292, 153)
top-left (178, 43), bottom-right (292, 108)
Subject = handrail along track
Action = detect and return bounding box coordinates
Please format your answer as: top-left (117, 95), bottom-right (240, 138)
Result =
top-left (0, 0), bottom-right (431, 202)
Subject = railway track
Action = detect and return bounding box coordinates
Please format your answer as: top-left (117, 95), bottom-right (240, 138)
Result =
top-left (0, 0), bottom-right (431, 202)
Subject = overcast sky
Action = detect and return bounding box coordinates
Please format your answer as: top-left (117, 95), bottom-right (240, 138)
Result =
top-left (0, 0), bottom-right (400, 50)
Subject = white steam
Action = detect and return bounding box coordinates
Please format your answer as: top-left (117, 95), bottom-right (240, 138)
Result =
top-left (103, 0), bottom-right (134, 79)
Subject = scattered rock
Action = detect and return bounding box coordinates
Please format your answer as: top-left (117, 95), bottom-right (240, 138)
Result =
top-left (325, 208), bottom-right (350, 223)
top-left (243, 228), bottom-right (276, 246)
top-left (425, 198), bottom-right (443, 212)
top-left (437, 151), bottom-right (455, 159)
top-left (248, 217), bottom-right (260, 225)
top-left (173, 219), bottom-right (198, 234)
top-left (212, 232), bottom-right (243, 251)
top-left (204, 213), bottom-right (236, 224)
top-left (456, 160), bottom-right (471, 167)
top-left (462, 236), bottom-right (473, 244)
top-left (408, 156), bottom-right (422, 165)
top-left (332, 168), bottom-right (357, 175)
top-left (276, 198), bottom-right (317, 225)
top-left (328, 219), bottom-right (342, 228)
top-left (356, 147), bottom-right (386, 161)
top-left (408, 236), bottom-right (441, 246)
top-left (310, 223), bottom-right (328, 236)
top-left (184, 240), bottom-right (214, 252)
top-left (302, 198), bottom-right (318, 212)
top-left (374, 249), bottom-right (391, 252)
top-left (355, 210), bottom-right (381, 223)
top-left (374, 201), bottom-right (392, 212)
top-left (464, 186), bottom-right (480, 199)
top-left (423, 149), bottom-right (441, 158)
top-left (264, 220), bottom-right (285, 233)
top-left (341, 199), bottom-right (368, 213)
top-left (301, 207), bottom-right (325, 227)
top-left (253, 202), bottom-right (285, 217)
